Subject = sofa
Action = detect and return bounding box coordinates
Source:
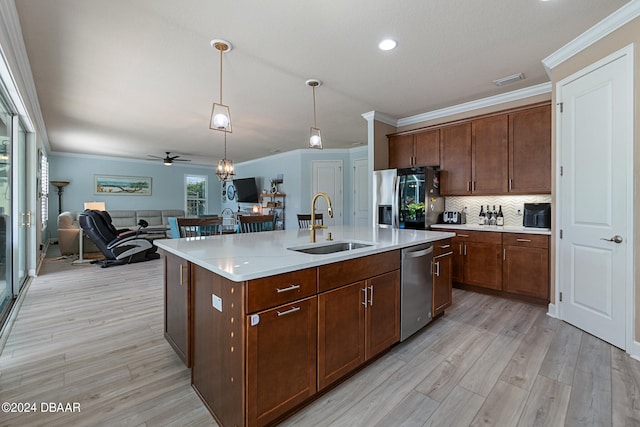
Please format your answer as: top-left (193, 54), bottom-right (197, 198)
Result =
top-left (57, 209), bottom-right (185, 256)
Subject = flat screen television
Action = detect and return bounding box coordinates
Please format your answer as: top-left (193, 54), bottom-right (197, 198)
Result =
top-left (233, 177), bottom-right (259, 203)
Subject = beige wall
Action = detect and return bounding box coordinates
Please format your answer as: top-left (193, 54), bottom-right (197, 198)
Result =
top-left (396, 93), bottom-right (551, 133)
top-left (550, 16), bottom-right (640, 341)
top-left (372, 120), bottom-right (396, 170)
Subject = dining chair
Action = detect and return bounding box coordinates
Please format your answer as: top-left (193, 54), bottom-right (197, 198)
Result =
top-left (176, 217), bottom-right (223, 237)
top-left (297, 213), bottom-right (323, 229)
top-left (168, 217), bottom-right (181, 238)
top-left (238, 214), bottom-right (276, 233)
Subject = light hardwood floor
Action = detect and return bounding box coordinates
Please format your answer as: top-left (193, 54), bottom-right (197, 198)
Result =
top-left (1, 255), bottom-right (639, 426)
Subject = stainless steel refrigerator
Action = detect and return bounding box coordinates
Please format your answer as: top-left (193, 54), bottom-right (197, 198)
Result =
top-left (373, 166), bottom-right (444, 229)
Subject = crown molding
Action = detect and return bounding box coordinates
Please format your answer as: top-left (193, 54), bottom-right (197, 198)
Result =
top-left (361, 111), bottom-right (397, 126)
top-left (396, 82), bottom-right (551, 128)
top-left (0, 0), bottom-right (49, 149)
top-left (542, 0), bottom-right (640, 76)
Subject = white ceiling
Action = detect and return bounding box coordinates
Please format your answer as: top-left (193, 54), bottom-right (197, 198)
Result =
top-left (14, 0), bottom-right (628, 165)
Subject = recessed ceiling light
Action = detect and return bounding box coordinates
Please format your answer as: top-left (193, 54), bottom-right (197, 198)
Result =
top-left (378, 39), bottom-right (397, 51)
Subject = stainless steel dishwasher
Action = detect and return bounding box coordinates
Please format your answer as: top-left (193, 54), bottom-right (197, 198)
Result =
top-left (400, 243), bottom-right (434, 341)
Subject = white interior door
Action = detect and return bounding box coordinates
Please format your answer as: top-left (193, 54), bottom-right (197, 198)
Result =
top-left (557, 45), bottom-right (634, 349)
top-left (353, 158), bottom-right (368, 227)
top-left (311, 160), bottom-right (343, 226)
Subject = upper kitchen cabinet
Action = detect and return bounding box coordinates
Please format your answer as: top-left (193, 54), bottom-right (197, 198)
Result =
top-left (508, 105), bottom-right (551, 194)
top-left (472, 115), bottom-right (509, 195)
top-left (439, 123), bottom-right (472, 195)
top-left (388, 129), bottom-right (439, 169)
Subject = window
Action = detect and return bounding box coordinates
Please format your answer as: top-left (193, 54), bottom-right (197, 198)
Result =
top-left (40, 151), bottom-right (48, 229)
top-left (185, 175), bottom-right (207, 216)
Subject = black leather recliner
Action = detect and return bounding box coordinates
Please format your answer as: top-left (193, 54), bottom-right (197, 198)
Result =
top-left (78, 209), bottom-right (160, 267)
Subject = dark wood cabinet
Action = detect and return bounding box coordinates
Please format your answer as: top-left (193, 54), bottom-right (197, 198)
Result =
top-left (503, 233), bottom-right (550, 300)
top-left (365, 270), bottom-right (400, 359)
top-left (440, 230), bottom-right (503, 291)
top-left (317, 281), bottom-right (365, 390)
top-left (463, 240), bottom-right (503, 290)
top-left (472, 115), bottom-right (509, 195)
top-left (317, 269), bottom-right (400, 391)
top-left (164, 252), bottom-right (190, 366)
top-left (440, 123), bottom-right (472, 195)
top-left (439, 229), bottom-right (550, 303)
top-left (433, 239), bottom-right (453, 316)
top-left (509, 105), bottom-right (552, 194)
top-left (247, 296), bottom-right (317, 427)
top-left (389, 129), bottom-right (439, 169)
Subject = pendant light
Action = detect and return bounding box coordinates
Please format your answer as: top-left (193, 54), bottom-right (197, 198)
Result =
top-left (306, 79), bottom-right (323, 149)
top-left (216, 131), bottom-right (235, 182)
top-left (209, 39), bottom-right (232, 132)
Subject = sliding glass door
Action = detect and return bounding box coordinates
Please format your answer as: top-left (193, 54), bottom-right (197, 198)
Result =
top-left (0, 97), bottom-right (11, 320)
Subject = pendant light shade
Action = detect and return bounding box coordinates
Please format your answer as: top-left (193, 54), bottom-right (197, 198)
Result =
top-left (210, 39), bottom-right (232, 133)
top-left (216, 132), bottom-right (235, 182)
top-left (306, 79), bottom-right (323, 149)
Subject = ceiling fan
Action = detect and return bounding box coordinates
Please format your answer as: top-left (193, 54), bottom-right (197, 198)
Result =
top-left (147, 152), bottom-right (191, 166)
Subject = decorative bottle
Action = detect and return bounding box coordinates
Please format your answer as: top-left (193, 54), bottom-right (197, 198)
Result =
top-left (478, 205), bottom-right (485, 225)
top-left (497, 205), bottom-right (504, 226)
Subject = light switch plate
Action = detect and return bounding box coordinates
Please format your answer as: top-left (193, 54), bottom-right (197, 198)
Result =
top-left (212, 294), bottom-right (222, 312)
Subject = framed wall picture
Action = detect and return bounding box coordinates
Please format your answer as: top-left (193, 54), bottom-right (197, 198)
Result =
top-left (94, 175), bottom-right (152, 195)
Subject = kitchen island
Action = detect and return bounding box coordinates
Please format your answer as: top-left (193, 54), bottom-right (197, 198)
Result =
top-left (155, 226), bottom-right (454, 427)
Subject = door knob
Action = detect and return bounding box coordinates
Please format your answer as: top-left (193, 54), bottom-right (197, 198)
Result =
top-left (600, 235), bottom-right (623, 244)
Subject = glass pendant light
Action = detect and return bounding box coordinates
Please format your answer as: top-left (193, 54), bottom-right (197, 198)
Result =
top-left (216, 132), bottom-right (235, 182)
top-left (209, 39), bottom-right (232, 132)
top-left (306, 79), bottom-right (323, 149)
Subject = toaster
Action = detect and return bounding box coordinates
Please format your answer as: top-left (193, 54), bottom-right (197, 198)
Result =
top-left (442, 211), bottom-right (466, 224)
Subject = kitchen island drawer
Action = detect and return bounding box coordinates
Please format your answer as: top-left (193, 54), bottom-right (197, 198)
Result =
top-left (247, 268), bottom-right (317, 313)
top-left (318, 250), bottom-right (400, 292)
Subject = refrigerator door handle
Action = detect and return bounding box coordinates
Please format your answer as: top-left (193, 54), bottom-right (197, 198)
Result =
top-left (392, 175), bottom-right (400, 228)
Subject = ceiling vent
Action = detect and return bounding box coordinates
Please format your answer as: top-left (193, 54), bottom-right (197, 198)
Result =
top-left (493, 73), bottom-right (525, 86)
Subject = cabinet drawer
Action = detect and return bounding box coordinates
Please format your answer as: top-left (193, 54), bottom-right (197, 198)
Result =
top-left (318, 250), bottom-right (400, 292)
top-left (247, 268), bottom-right (317, 313)
top-left (503, 233), bottom-right (549, 248)
top-left (434, 239), bottom-right (452, 256)
top-left (445, 229), bottom-right (502, 245)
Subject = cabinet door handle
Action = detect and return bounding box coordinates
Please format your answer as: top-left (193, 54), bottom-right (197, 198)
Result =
top-left (464, 244), bottom-right (467, 256)
top-left (276, 284), bottom-right (301, 293)
top-left (509, 179), bottom-right (513, 191)
top-left (459, 243), bottom-right (463, 255)
top-left (276, 306), bottom-right (301, 317)
top-left (362, 287), bottom-right (368, 307)
top-left (472, 181), bottom-right (476, 192)
top-left (467, 181), bottom-right (471, 192)
top-left (434, 251), bottom-right (453, 260)
top-left (368, 285), bottom-right (374, 306)
top-left (435, 261), bottom-right (440, 277)
top-left (179, 264), bottom-right (184, 286)
top-left (457, 234), bottom-right (469, 238)
top-left (440, 244), bottom-right (451, 249)
top-left (503, 248), bottom-right (506, 260)
top-left (516, 239), bottom-right (532, 242)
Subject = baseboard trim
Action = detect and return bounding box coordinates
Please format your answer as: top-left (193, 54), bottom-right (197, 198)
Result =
top-left (547, 303), bottom-right (558, 318)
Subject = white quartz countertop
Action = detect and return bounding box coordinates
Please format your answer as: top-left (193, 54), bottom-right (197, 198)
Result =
top-left (431, 224), bottom-right (551, 235)
top-left (154, 226), bottom-right (455, 281)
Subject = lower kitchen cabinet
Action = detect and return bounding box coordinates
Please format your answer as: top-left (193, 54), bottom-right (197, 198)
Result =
top-left (439, 229), bottom-right (550, 303)
top-left (433, 239), bottom-right (453, 316)
top-left (502, 233), bottom-right (550, 300)
top-left (464, 240), bottom-right (502, 290)
top-left (164, 252), bottom-right (190, 366)
top-left (318, 269), bottom-right (400, 391)
top-left (247, 296), bottom-right (317, 427)
top-left (447, 230), bottom-right (502, 290)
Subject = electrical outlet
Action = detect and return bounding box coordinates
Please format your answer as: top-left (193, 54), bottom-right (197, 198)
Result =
top-left (212, 294), bottom-right (222, 312)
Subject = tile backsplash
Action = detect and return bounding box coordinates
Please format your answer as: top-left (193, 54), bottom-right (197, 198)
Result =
top-left (444, 195), bottom-right (552, 227)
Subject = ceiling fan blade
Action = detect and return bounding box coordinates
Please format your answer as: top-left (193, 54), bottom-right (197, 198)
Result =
top-left (172, 158), bottom-right (191, 162)
top-left (148, 155), bottom-right (164, 159)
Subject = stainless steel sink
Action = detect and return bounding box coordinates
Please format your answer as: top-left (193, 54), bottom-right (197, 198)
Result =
top-left (288, 241), bottom-right (373, 255)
